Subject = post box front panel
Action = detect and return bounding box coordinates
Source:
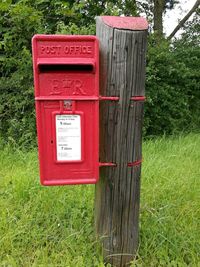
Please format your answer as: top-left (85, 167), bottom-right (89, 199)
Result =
top-left (32, 35), bottom-right (99, 185)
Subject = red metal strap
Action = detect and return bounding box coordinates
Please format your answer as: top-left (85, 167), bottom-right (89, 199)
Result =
top-left (99, 96), bottom-right (145, 101)
top-left (127, 159), bottom-right (142, 167)
top-left (99, 96), bottom-right (119, 101)
top-left (130, 96), bottom-right (146, 101)
top-left (99, 160), bottom-right (142, 167)
top-left (99, 162), bottom-right (117, 167)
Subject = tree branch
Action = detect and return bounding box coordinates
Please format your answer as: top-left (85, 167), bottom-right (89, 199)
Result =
top-left (167, 0), bottom-right (200, 40)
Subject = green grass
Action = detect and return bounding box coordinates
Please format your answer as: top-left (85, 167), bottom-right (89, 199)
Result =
top-left (0, 133), bottom-right (199, 266)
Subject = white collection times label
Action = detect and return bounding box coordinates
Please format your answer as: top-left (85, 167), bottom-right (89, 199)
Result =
top-left (56, 115), bottom-right (81, 161)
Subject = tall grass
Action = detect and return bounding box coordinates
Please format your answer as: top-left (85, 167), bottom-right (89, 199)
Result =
top-left (137, 133), bottom-right (200, 266)
top-left (0, 133), bottom-right (199, 266)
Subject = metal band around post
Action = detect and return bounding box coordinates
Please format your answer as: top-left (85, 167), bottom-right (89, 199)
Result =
top-left (127, 159), bottom-right (143, 167)
top-left (130, 96), bottom-right (146, 101)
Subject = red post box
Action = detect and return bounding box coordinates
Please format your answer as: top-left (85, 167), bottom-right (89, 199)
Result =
top-left (32, 35), bottom-right (99, 185)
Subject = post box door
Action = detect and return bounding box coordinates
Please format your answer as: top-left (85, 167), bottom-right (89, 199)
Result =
top-left (32, 35), bottom-right (99, 185)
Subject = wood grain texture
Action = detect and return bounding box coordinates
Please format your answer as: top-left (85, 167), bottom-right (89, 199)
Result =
top-left (95, 17), bottom-right (148, 267)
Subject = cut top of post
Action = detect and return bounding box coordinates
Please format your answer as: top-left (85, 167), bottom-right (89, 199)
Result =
top-left (100, 16), bottom-right (148, 31)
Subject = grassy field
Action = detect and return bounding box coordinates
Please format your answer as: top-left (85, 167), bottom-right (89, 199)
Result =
top-left (0, 133), bottom-right (199, 267)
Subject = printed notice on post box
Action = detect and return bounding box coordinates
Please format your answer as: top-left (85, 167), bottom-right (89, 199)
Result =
top-left (56, 115), bottom-right (81, 161)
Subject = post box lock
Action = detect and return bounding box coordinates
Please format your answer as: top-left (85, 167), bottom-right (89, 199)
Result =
top-left (32, 35), bottom-right (99, 185)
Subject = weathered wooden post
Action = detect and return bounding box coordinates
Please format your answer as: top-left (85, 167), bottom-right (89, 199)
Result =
top-left (95, 16), bottom-right (148, 266)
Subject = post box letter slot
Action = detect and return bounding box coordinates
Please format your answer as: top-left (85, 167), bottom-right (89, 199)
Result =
top-left (39, 64), bottom-right (94, 72)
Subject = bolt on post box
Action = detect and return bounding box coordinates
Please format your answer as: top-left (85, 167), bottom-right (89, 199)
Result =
top-left (32, 35), bottom-right (99, 185)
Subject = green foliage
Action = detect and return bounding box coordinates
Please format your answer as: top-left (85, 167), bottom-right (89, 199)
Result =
top-left (56, 22), bottom-right (95, 35)
top-left (0, 0), bottom-right (199, 147)
top-left (0, 134), bottom-right (199, 266)
top-left (179, 7), bottom-right (200, 46)
top-left (0, 1), bottom-right (44, 148)
top-left (144, 36), bottom-right (200, 136)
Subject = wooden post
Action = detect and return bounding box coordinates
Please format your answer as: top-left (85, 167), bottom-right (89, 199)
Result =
top-left (95, 16), bottom-right (148, 267)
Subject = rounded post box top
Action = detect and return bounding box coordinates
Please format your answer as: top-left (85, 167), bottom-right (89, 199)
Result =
top-left (101, 16), bottom-right (148, 30)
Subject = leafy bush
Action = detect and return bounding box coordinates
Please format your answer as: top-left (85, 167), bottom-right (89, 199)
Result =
top-left (0, 1), bottom-right (199, 148)
top-left (0, 1), bottom-right (44, 148)
top-left (144, 37), bottom-right (200, 136)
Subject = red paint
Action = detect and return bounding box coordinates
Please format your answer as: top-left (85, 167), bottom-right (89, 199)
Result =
top-left (127, 159), bottom-right (142, 167)
top-left (99, 96), bottom-right (119, 101)
top-left (130, 96), bottom-right (146, 101)
top-left (99, 162), bottom-right (117, 167)
top-left (102, 16), bottom-right (148, 31)
top-left (32, 35), bottom-right (99, 185)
